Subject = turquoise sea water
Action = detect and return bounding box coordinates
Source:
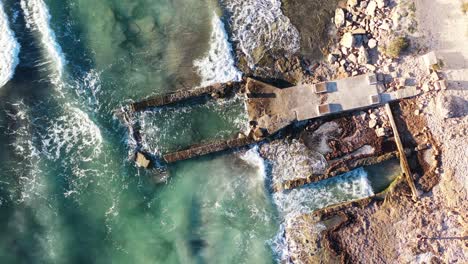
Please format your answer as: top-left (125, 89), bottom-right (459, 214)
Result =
top-left (0, 0), bottom-right (400, 263)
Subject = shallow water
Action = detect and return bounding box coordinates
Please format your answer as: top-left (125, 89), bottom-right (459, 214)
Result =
top-left (0, 0), bottom-right (398, 263)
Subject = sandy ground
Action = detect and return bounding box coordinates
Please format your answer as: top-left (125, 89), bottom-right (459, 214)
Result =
top-left (416, 0), bottom-right (468, 83)
top-left (415, 0), bottom-right (468, 195)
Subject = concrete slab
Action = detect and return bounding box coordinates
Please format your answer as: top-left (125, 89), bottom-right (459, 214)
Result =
top-left (245, 74), bottom-right (420, 135)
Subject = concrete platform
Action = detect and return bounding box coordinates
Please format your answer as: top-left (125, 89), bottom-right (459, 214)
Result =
top-left (245, 74), bottom-right (420, 134)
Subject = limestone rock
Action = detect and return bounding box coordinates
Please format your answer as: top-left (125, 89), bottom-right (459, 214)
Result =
top-left (365, 64), bottom-right (376, 72)
top-left (341, 47), bottom-right (349, 55)
top-left (368, 38), bottom-right (377, 49)
top-left (358, 46), bottom-right (369, 64)
top-left (430, 72), bottom-right (440, 81)
top-left (366, 1), bottom-right (377, 16)
top-left (360, 1), bottom-right (368, 8)
top-left (437, 80), bottom-right (447, 90)
top-left (347, 0), bottom-right (359, 7)
top-left (135, 152), bottom-right (151, 168)
top-left (376, 0), bottom-right (386, 9)
top-left (341, 32), bottom-right (355, 48)
top-left (334, 8), bottom-right (346, 28)
top-left (380, 22), bottom-right (391, 31)
top-left (375, 127), bottom-right (386, 137)
top-left (352, 28), bottom-right (367, 35)
top-left (422, 82), bottom-right (431, 92)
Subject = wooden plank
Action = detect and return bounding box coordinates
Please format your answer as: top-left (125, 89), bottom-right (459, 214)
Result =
top-left (385, 103), bottom-right (419, 201)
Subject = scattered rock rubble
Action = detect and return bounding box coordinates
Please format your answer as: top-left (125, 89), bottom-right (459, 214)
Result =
top-left (327, 0), bottom-right (424, 89)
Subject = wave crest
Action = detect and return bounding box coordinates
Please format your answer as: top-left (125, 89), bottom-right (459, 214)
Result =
top-left (21, 0), bottom-right (66, 84)
top-left (194, 13), bottom-right (242, 87)
top-left (0, 1), bottom-right (20, 88)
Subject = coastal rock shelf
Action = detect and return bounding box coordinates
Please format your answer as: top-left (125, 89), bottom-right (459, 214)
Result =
top-left (122, 74), bottom-right (420, 164)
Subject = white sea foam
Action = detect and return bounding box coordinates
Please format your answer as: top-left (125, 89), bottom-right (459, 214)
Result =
top-left (39, 106), bottom-right (103, 196)
top-left (239, 146), bottom-right (266, 178)
top-left (4, 102), bottom-right (43, 203)
top-left (21, 0), bottom-right (66, 84)
top-left (194, 13), bottom-right (242, 87)
top-left (0, 1), bottom-right (20, 88)
top-left (260, 139), bottom-right (327, 187)
top-left (73, 69), bottom-right (103, 111)
top-left (40, 106), bottom-right (102, 162)
top-left (273, 167), bottom-right (374, 219)
top-left (221, 0), bottom-right (300, 68)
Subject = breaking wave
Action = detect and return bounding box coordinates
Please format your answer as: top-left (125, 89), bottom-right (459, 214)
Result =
top-left (39, 106), bottom-right (102, 162)
top-left (21, 0), bottom-right (66, 84)
top-left (0, 1), bottom-right (20, 88)
top-left (260, 139), bottom-right (328, 187)
top-left (221, 0), bottom-right (300, 68)
top-left (273, 167), bottom-right (374, 218)
top-left (193, 13), bottom-right (242, 87)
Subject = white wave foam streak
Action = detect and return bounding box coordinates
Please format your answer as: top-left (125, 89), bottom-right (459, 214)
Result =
top-left (240, 146), bottom-right (266, 178)
top-left (4, 102), bottom-right (43, 204)
top-left (221, 0), bottom-right (300, 68)
top-left (20, 0), bottom-right (66, 85)
top-left (39, 106), bottom-right (103, 195)
top-left (260, 140), bottom-right (327, 187)
top-left (40, 106), bottom-right (102, 162)
top-left (193, 13), bottom-right (242, 87)
top-left (72, 69), bottom-right (103, 112)
top-left (0, 1), bottom-right (20, 88)
top-left (273, 167), bottom-right (374, 218)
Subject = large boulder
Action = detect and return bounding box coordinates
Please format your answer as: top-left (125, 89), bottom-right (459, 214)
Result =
top-left (341, 32), bottom-right (355, 48)
top-left (366, 1), bottom-right (377, 16)
top-left (334, 8), bottom-right (346, 28)
top-left (348, 0), bottom-right (359, 7)
top-left (368, 38), bottom-right (377, 49)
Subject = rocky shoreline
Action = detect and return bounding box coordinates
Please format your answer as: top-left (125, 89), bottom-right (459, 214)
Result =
top-left (225, 0), bottom-right (467, 263)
